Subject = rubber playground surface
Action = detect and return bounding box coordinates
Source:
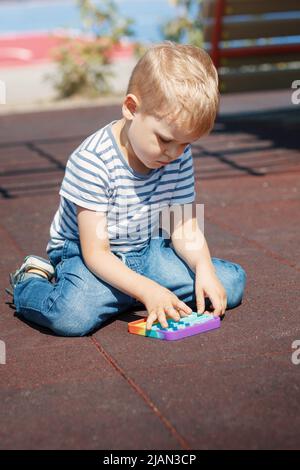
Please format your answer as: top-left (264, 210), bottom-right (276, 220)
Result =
top-left (0, 91), bottom-right (299, 449)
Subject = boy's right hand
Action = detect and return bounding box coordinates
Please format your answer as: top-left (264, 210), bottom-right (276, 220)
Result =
top-left (141, 284), bottom-right (193, 330)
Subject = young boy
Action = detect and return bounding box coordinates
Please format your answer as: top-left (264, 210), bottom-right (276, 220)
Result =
top-left (7, 43), bottom-right (246, 336)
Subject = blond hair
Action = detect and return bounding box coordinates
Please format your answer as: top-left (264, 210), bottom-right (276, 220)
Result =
top-left (127, 42), bottom-right (219, 136)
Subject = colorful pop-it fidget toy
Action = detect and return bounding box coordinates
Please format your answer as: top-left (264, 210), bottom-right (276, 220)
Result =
top-left (128, 311), bottom-right (220, 341)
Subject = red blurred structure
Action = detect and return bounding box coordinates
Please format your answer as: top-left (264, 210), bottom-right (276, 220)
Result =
top-left (0, 33), bottom-right (134, 68)
top-left (203, 0), bottom-right (300, 92)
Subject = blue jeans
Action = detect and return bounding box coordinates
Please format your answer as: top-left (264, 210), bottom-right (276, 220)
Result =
top-left (14, 235), bottom-right (247, 337)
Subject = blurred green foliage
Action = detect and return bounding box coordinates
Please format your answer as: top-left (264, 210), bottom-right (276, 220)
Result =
top-left (162, 0), bottom-right (203, 46)
top-left (49, 0), bottom-right (134, 98)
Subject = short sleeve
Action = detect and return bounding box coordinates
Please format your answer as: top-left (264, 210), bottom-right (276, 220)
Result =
top-left (59, 148), bottom-right (110, 212)
top-left (170, 145), bottom-right (196, 205)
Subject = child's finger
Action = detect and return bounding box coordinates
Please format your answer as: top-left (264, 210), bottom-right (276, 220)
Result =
top-left (157, 311), bottom-right (169, 329)
top-left (196, 289), bottom-right (205, 314)
top-left (210, 296), bottom-right (223, 317)
top-left (146, 311), bottom-right (157, 330)
top-left (176, 300), bottom-right (192, 315)
top-left (178, 309), bottom-right (190, 318)
top-left (165, 306), bottom-right (180, 322)
top-left (176, 306), bottom-right (191, 318)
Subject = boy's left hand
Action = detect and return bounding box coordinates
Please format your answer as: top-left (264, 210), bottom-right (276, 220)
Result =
top-left (195, 262), bottom-right (227, 317)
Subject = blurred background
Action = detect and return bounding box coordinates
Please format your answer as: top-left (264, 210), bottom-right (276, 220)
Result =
top-left (0, 0), bottom-right (185, 106)
top-left (0, 0), bottom-right (299, 108)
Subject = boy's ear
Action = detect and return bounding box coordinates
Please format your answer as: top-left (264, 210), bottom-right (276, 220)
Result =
top-left (122, 94), bottom-right (139, 120)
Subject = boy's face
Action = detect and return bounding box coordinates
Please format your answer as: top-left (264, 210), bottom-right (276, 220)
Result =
top-left (125, 110), bottom-right (199, 171)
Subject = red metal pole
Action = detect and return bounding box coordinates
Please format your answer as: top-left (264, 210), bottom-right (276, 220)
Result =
top-left (211, 0), bottom-right (226, 69)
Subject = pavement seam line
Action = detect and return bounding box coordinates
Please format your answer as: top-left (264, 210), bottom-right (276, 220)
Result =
top-left (90, 336), bottom-right (191, 450)
top-left (205, 215), bottom-right (300, 272)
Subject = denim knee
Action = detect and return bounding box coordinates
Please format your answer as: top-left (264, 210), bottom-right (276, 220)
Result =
top-left (51, 322), bottom-right (97, 337)
top-left (43, 292), bottom-right (103, 336)
top-left (226, 263), bottom-right (247, 309)
top-left (49, 310), bottom-right (102, 337)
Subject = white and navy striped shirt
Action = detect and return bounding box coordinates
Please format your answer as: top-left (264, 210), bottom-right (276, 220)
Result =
top-left (46, 121), bottom-right (195, 254)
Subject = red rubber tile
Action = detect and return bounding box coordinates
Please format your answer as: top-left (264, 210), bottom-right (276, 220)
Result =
top-left (120, 356), bottom-right (300, 450)
top-left (0, 378), bottom-right (180, 450)
top-left (205, 199), bottom-right (300, 269)
top-left (0, 100), bottom-right (299, 450)
top-left (0, 194), bottom-right (59, 254)
top-left (198, 172), bottom-right (299, 206)
top-left (0, 105), bottom-right (120, 143)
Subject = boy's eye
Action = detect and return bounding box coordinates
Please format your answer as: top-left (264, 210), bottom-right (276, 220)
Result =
top-left (158, 135), bottom-right (172, 144)
top-left (158, 135), bottom-right (190, 147)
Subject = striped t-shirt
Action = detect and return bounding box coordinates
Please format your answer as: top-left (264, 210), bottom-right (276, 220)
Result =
top-left (46, 121), bottom-right (195, 255)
